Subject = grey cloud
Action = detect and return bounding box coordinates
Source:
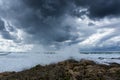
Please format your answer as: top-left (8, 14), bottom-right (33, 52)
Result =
top-left (0, 18), bottom-right (20, 42)
top-left (1, 31), bottom-right (13, 39)
top-left (0, 19), bottom-right (12, 39)
top-left (74, 0), bottom-right (120, 19)
top-left (0, 19), bottom-right (5, 31)
top-left (0, 0), bottom-right (75, 45)
top-left (0, 0), bottom-right (120, 48)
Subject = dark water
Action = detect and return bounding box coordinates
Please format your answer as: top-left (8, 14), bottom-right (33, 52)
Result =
top-left (80, 51), bottom-right (120, 54)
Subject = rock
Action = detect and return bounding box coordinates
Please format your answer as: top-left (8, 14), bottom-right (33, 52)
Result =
top-left (109, 63), bottom-right (120, 67)
top-left (79, 59), bottom-right (96, 66)
top-left (98, 57), bottom-right (105, 60)
top-left (0, 59), bottom-right (120, 80)
top-left (109, 68), bottom-right (120, 73)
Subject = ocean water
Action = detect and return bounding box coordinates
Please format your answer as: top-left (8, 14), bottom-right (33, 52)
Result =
top-left (0, 52), bottom-right (120, 72)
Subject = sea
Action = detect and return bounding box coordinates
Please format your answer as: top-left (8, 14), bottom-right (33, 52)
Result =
top-left (0, 51), bottom-right (120, 72)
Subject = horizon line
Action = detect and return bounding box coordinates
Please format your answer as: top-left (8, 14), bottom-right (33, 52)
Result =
top-left (0, 51), bottom-right (120, 53)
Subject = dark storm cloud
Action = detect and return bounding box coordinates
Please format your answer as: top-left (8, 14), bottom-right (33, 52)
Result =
top-left (0, 19), bottom-right (12, 39)
top-left (0, 19), bottom-right (5, 31)
top-left (23, 0), bottom-right (72, 17)
top-left (0, 19), bottom-right (18, 40)
top-left (74, 0), bottom-right (120, 18)
top-left (1, 0), bottom-right (120, 46)
top-left (5, 0), bottom-right (76, 45)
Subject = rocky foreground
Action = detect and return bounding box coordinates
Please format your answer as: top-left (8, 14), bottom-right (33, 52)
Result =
top-left (0, 59), bottom-right (120, 80)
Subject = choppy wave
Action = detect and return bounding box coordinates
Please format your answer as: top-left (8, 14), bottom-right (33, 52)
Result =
top-left (0, 52), bottom-right (120, 72)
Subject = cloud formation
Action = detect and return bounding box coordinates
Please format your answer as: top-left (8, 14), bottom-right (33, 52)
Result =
top-left (74, 0), bottom-right (120, 18)
top-left (0, 0), bottom-right (120, 51)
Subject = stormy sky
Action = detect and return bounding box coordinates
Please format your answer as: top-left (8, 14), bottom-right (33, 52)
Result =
top-left (0, 0), bottom-right (120, 51)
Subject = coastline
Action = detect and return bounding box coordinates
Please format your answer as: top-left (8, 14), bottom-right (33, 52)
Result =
top-left (0, 59), bottom-right (120, 80)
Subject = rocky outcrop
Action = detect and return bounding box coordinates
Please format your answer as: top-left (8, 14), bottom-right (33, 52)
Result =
top-left (0, 59), bottom-right (120, 80)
